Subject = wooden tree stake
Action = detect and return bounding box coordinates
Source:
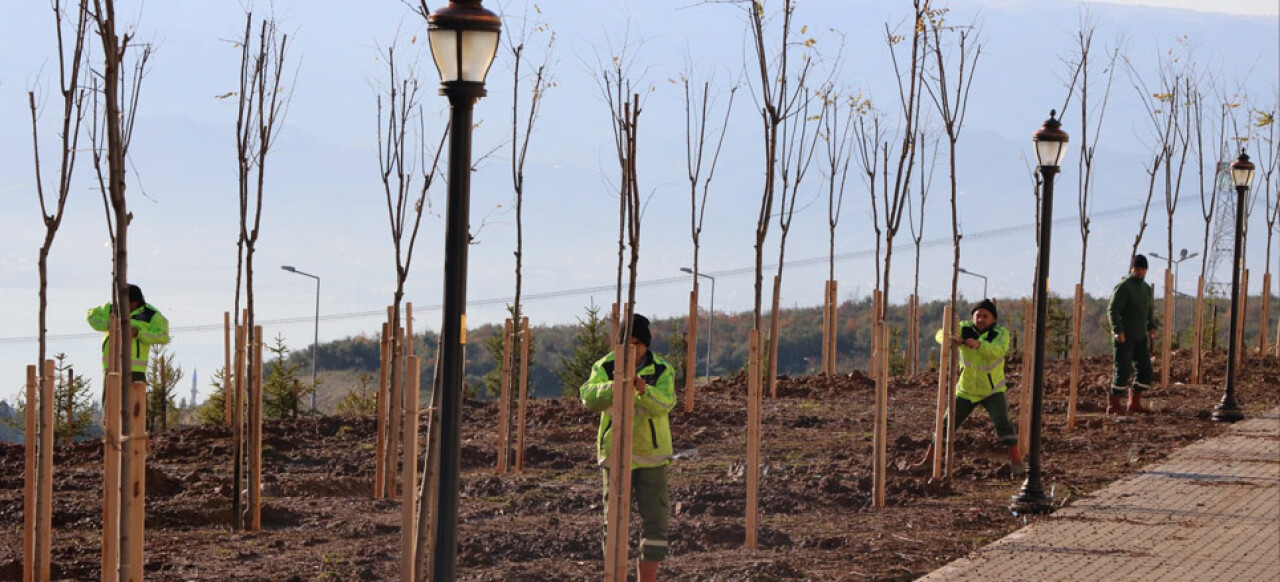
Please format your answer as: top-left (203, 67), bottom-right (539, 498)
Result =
top-left (223, 312), bottom-right (232, 426)
top-left (874, 310), bottom-right (889, 507)
top-left (401, 355), bottom-right (421, 582)
top-left (1259, 272), bottom-right (1271, 355)
top-left (516, 317), bottom-right (531, 471)
top-left (102, 315), bottom-right (121, 582)
top-left (604, 334), bottom-right (636, 580)
top-left (1161, 269), bottom-right (1173, 390)
top-left (36, 361), bottom-right (54, 581)
top-left (24, 366), bottom-right (36, 582)
top-left (1018, 299), bottom-right (1034, 457)
top-left (746, 329), bottom-right (761, 549)
top-left (120, 378), bottom-right (146, 582)
top-left (376, 321), bottom-right (390, 498)
top-left (1193, 276), bottom-right (1205, 384)
top-left (1067, 284), bottom-right (1083, 429)
top-left (685, 286), bottom-right (698, 411)
top-left (769, 275), bottom-right (782, 399)
top-left (1238, 269), bottom-right (1249, 369)
top-left (498, 319), bottom-right (514, 473)
top-left (232, 321), bottom-right (246, 530)
top-left (250, 326), bottom-right (264, 531)
top-left (933, 305), bottom-right (954, 480)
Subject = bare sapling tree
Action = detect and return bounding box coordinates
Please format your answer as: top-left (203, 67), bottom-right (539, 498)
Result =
top-left (907, 127), bottom-right (940, 373)
top-left (593, 28), bottom-right (644, 322)
top-left (1123, 42), bottom-right (1189, 261)
top-left (229, 10), bottom-right (292, 530)
top-left (31, 0), bottom-right (90, 382)
top-left (376, 42), bottom-right (447, 498)
top-left (922, 4), bottom-right (981, 310)
top-left (682, 65), bottom-right (737, 305)
top-left (500, 1), bottom-right (555, 469)
top-left (854, 108), bottom-right (887, 291)
top-left (87, 0), bottom-right (152, 575)
top-left (818, 81), bottom-right (858, 374)
top-left (1254, 102), bottom-right (1279, 352)
top-left (27, 2), bottom-right (89, 579)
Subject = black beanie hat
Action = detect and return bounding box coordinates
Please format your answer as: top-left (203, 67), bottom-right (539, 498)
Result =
top-left (972, 298), bottom-right (998, 320)
top-left (625, 313), bottom-right (652, 347)
top-left (128, 284), bottom-right (145, 305)
top-left (1131, 254), bottom-right (1149, 270)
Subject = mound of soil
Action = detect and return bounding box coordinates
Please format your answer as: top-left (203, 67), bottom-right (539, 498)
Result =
top-left (1, 348), bottom-right (1275, 580)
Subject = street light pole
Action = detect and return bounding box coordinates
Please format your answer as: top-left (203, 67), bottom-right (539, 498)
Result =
top-left (1011, 110), bottom-right (1068, 515)
top-left (1213, 151), bottom-right (1253, 423)
top-left (427, 2), bottom-right (501, 579)
top-left (957, 267), bottom-right (988, 299)
top-left (280, 265), bottom-right (320, 412)
top-left (681, 267), bottom-right (716, 379)
top-left (1149, 249), bottom-right (1199, 325)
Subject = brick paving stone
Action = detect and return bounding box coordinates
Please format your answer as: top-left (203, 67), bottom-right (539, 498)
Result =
top-left (919, 411), bottom-right (1280, 582)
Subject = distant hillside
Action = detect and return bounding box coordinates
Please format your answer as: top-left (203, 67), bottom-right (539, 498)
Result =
top-left (294, 291), bottom-right (1275, 411)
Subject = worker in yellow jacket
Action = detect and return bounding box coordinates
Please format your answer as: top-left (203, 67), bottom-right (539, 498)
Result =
top-left (911, 298), bottom-right (1022, 476)
top-left (580, 313), bottom-right (675, 582)
top-left (87, 284), bottom-right (170, 384)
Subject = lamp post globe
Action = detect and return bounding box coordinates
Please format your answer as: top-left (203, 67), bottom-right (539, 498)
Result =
top-left (427, 2), bottom-right (501, 579)
top-left (1011, 110), bottom-right (1068, 515)
top-left (1213, 151), bottom-right (1254, 423)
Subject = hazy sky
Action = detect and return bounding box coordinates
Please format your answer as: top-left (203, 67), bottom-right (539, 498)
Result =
top-left (1, 0), bottom-right (1277, 404)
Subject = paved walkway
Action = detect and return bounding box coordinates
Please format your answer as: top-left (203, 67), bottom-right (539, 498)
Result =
top-left (919, 410), bottom-right (1280, 582)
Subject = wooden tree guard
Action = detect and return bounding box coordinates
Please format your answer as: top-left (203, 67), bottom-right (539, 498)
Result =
top-left (1193, 277), bottom-right (1205, 384)
top-left (232, 320), bottom-right (246, 530)
top-left (1067, 284), bottom-right (1084, 429)
top-left (24, 366), bottom-right (37, 582)
top-left (932, 305), bottom-right (954, 480)
top-left (64, 366), bottom-right (75, 446)
top-left (415, 350), bottom-right (443, 578)
top-left (385, 307), bottom-right (405, 500)
top-left (102, 316), bottom-right (121, 582)
top-left (872, 290), bottom-right (887, 507)
top-left (1259, 272), bottom-right (1271, 355)
top-left (35, 361), bottom-right (54, 582)
top-left (119, 378), bottom-right (146, 582)
top-left (604, 338), bottom-right (636, 580)
top-left (745, 329), bottom-right (761, 549)
top-left (497, 319), bottom-right (513, 473)
top-left (400, 354), bottom-right (421, 582)
top-left (223, 312), bottom-right (232, 426)
top-left (250, 326), bottom-right (264, 531)
top-left (870, 292), bottom-right (882, 381)
top-left (874, 314), bottom-right (889, 507)
top-left (685, 286), bottom-right (699, 411)
top-left (769, 274), bottom-right (782, 399)
top-left (376, 321), bottom-right (390, 498)
top-left (1237, 269), bottom-right (1249, 369)
top-left (1161, 270), bottom-right (1173, 390)
top-left (609, 303), bottom-right (620, 345)
top-left (907, 294), bottom-right (919, 376)
top-left (1018, 300), bottom-right (1034, 456)
top-left (515, 317), bottom-right (531, 471)
top-left (822, 281), bottom-right (837, 376)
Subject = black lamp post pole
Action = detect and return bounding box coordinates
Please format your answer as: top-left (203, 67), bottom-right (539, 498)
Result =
top-left (434, 83), bottom-right (483, 580)
top-left (1213, 182), bottom-right (1248, 422)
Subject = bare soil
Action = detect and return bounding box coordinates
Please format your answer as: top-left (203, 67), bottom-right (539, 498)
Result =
top-left (2, 349), bottom-right (1277, 581)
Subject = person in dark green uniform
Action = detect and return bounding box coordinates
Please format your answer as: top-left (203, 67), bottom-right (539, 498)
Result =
top-left (1107, 254), bottom-right (1159, 414)
top-left (580, 313), bottom-right (675, 582)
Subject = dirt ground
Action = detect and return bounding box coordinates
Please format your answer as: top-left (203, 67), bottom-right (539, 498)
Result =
top-left (2, 348), bottom-right (1277, 581)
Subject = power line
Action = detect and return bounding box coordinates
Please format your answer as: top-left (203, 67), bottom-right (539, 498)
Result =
top-left (0, 194), bottom-right (1190, 345)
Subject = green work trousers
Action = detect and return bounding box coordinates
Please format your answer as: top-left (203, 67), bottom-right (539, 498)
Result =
top-left (944, 391), bottom-right (1018, 447)
top-left (601, 465), bottom-right (670, 562)
top-left (1111, 335), bottom-right (1154, 395)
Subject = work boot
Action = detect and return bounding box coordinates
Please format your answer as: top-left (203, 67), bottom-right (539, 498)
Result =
top-left (907, 444), bottom-right (934, 475)
top-left (1106, 394), bottom-right (1125, 415)
top-left (1127, 389), bottom-right (1151, 414)
top-left (638, 560), bottom-right (659, 582)
top-left (1008, 445), bottom-right (1025, 476)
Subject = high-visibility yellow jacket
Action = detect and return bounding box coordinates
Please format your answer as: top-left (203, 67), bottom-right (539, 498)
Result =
top-left (580, 350), bottom-right (676, 469)
top-left (936, 321), bottom-right (1009, 403)
top-left (87, 302), bottom-right (170, 373)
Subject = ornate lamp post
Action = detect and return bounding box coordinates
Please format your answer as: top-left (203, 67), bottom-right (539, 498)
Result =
top-left (426, 1), bottom-right (501, 578)
top-left (280, 265), bottom-right (320, 412)
top-left (1010, 110), bottom-right (1068, 515)
top-left (1212, 151), bottom-right (1254, 423)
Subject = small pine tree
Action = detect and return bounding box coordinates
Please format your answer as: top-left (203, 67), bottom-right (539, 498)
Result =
top-left (336, 372), bottom-right (378, 417)
top-left (888, 325), bottom-right (907, 377)
top-left (196, 367), bottom-right (229, 426)
top-left (556, 303), bottom-right (611, 397)
top-left (146, 348), bottom-right (183, 433)
top-left (263, 334), bottom-right (313, 419)
top-left (660, 321), bottom-right (686, 386)
top-left (482, 305), bottom-right (538, 398)
top-left (52, 353), bottom-right (96, 444)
